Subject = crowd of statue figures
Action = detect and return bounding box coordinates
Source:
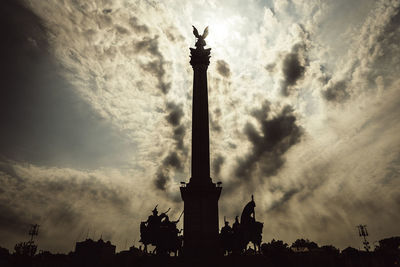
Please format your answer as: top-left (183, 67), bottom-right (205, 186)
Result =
top-left (220, 195), bottom-right (264, 255)
top-left (139, 206), bottom-right (183, 256)
top-left (140, 196), bottom-right (263, 256)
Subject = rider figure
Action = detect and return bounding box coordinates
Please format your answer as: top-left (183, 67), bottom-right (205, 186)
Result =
top-left (161, 215), bottom-right (177, 231)
top-left (233, 216), bottom-right (240, 234)
top-left (221, 220), bottom-right (233, 235)
top-left (220, 219), bottom-right (234, 255)
top-left (147, 205), bottom-right (162, 229)
top-left (240, 195), bottom-right (256, 226)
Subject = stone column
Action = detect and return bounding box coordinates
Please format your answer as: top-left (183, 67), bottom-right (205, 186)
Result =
top-left (190, 47), bottom-right (211, 184)
top-left (180, 46), bottom-right (222, 258)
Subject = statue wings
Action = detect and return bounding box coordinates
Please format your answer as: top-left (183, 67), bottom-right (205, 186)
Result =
top-left (192, 26), bottom-right (209, 39)
top-left (202, 26), bottom-right (209, 39)
top-left (192, 26), bottom-right (200, 38)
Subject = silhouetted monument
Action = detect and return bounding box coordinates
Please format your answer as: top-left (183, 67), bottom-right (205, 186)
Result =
top-left (180, 26), bottom-right (222, 257)
top-left (220, 196), bottom-right (263, 255)
top-left (139, 206), bottom-right (183, 255)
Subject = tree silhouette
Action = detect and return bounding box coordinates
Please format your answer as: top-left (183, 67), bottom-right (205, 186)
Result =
top-left (375, 237), bottom-right (400, 252)
top-left (291, 238), bottom-right (318, 251)
top-left (261, 239), bottom-right (291, 256)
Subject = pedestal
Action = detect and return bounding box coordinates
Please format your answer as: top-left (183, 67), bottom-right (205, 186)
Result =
top-left (180, 181), bottom-right (222, 257)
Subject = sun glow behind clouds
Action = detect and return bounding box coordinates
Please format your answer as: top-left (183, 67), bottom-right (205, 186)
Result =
top-left (194, 15), bottom-right (245, 54)
top-left (207, 20), bottom-right (230, 46)
top-left (3, 0), bottom-right (400, 253)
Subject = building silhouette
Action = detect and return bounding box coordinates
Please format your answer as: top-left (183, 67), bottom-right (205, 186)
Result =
top-left (74, 238), bottom-right (116, 266)
top-left (180, 27), bottom-right (222, 257)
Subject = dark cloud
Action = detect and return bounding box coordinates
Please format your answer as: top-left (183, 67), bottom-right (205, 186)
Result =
top-left (165, 102), bottom-right (184, 127)
top-left (173, 125), bottom-right (186, 151)
top-left (133, 36), bottom-right (171, 94)
top-left (153, 102), bottom-right (187, 192)
top-left (234, 101), bottom-right (302, 182)
top-left (210, 108), bottom-right (222, 133)
top-left (268, 188), bottom-right (300, 212)
top-left (216, 60), bottom-right (231, 78)
top-left (133, 37), bottom-right (161, 55)
top-left (322, 80), bottom-right (349, 102)
top-left (0, 0), bottom-right (133, 169)
top-left (296, 164), bottom-right (330, 203)
top-left (165, 102), bottom-right (186, 151)
top-left (0, 161), bottom-right (23, 182)
top-left (318, 75), bottom-right (331, 85)
top-left (228, 142), bottom-right (237, 149)
top-left (210, 119), bottom-right (222, 132)
top-left (281, 43), bottom-right (308, 96)
top-left (214, 108), bottom-right (222, 117)
top-left (154, 149), bottom-right (186, 192)
top-left (0, 203), bottom-right (35, 236)
top-left (45, 204), bottom-right (81, 227)
top-left (141, 60), bottom-right (171, 94)
top-left (212, 155), bottom-right (225, 176)
top-left (139, 28), bottom-right (187, 192)
top-left (163, 151), bottom-right (182, 170)
top-left (97, 13), bottom-right (113, 29)
top-left (265, 62), bottom-right (276, 72)
top-left (0, 161), bottom-right (131, 251)
top-left (128, 17), bottom-right (150, 34)
top-left (262, 163), bottom-right (329, 219)
top-left (115, 25), bottom-right (129, 35)
top-left (154, 169), bottom-right (169, 191)
top-left (317, 65), bottom-right (331, 85)
top-left (163, 26), bottom-right (185, 43)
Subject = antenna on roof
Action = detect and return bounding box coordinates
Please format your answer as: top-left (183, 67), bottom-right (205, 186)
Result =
top-left (28, 224), bottom-right (40, 242)
top-left (356, 224), bottom-right (370, 251)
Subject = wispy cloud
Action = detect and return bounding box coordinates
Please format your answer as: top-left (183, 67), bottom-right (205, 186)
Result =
top-left (1, 0), bottom-right (399, 252)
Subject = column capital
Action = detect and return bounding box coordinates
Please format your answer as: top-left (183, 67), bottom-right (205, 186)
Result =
top-left (190, 47), bottom-right (211, 66)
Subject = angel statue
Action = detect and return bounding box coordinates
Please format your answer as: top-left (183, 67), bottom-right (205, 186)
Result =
top-left (192, 26), bottom-right (208, 49)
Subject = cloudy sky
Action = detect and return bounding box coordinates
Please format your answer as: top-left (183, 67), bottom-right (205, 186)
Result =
top-left (1, 0), bottom-right (399, 253)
